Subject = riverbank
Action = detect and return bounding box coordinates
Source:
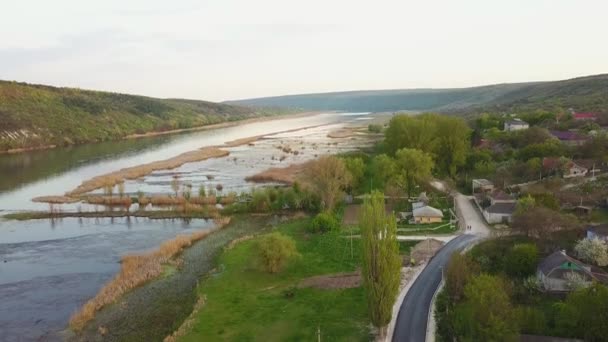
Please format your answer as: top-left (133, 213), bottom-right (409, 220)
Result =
top-left (66, 215), bottom-right (275, 341)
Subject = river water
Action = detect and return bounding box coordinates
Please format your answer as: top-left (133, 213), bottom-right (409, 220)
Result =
top-left (0, 112), bottom-right (381, 341)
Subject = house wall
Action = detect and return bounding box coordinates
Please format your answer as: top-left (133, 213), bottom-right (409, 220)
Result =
top-left (587, 230), bottom-right (608, 242)
top-left (484, 211), bottom-right (512, 224)
top-left (414, 216), bottom-right (442, 224)
top-left (563, 166), bottom-right (588, 178)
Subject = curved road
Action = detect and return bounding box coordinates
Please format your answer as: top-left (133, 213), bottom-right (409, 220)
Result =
top-left (392, 234), bottom-right (478, 342)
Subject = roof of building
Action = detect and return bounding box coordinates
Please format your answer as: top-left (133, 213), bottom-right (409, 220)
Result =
top-left (412, 205), bottom-right (444, 218)
top-left (485, 202), bottom-right (516, 214)
top-left (589, 223), bottom-right (608, 236)
top-left (573, 112), bottom-right (598, 119)
top-left (506, 119), bottom-right (529, 125)
top-left (490, 190), bottom-right (515, 201)
top-left (550, 130), bottom-right (586, 141)
top-left (538, 251), bottom-right (584, 276)
top-left (473, 179), bottom-right (493, 186)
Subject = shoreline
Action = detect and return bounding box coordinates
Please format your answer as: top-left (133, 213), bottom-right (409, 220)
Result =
top-left (0, 111), bottom-right (327, 156)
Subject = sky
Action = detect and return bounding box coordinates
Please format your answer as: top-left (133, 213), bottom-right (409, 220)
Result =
top-left (1, 0), bottom-right (607, 102)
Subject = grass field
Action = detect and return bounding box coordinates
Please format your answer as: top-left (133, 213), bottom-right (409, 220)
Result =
top-left (179, 219), bottom-right (371, 342)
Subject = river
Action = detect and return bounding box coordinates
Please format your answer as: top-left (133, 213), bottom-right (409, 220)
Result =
top-left (0, 112), bottom-right (382, 341)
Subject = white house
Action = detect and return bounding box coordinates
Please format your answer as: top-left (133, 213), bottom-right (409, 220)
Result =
top-left (504, 119), bottom-right (529, 131)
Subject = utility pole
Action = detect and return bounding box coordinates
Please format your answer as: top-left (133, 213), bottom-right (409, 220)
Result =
top-left (317, 326), bottom-right (321, 342)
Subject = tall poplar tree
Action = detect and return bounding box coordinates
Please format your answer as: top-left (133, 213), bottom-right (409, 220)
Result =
top-left (360, 191), bottom-right (401, 337)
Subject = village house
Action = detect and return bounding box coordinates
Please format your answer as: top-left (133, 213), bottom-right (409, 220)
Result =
top-left (503, 118), bottom-right (529, 131)
top-left (474, 190), bottom-right (517, 224)
top-left (587, 224), bottom-right (608, 242)
top-left (542, 157), bottom-right (588, 178)
top-left (550, 130), bottom-right (588, 146)
top-left (412, 205), bottom-right (444, 224)
top-left (537, 250), bottom-right (608, 292)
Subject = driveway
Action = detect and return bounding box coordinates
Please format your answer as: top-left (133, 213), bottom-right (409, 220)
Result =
top-left (392, 234), bottom-right (477, 342)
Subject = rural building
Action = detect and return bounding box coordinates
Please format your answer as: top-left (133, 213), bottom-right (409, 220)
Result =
top-left (587, 224), bottom-right (608, 242)
top-left (472, 179), bottom-right (494, 193)
top-left (412, 205), bottom-right (444, 224)
top-left (542, 157), bottom-right (588, 178)
top-left (504, 118), bottom-right (529, 131)
top-left (550, 130), bottom-right (588, 146)
top-left (482, 202), bottom-right (516, 224)
top-left (537, 250), bottom-right (608, 292)
top-left (474, 189), bottom-right (517, 224)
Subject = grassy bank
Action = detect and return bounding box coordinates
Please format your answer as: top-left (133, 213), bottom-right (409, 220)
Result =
top-left (178, 218), bottom-right (370, 341)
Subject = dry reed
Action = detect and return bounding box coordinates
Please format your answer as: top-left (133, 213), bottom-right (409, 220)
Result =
top-left (32, 196), bottom-right (80, 204)
top-left (66, 147), bottom-right (229, 197)
top-left (245, 161), bottom-right (311, 185)
top-left (69, 217), bottom-right (231, 331)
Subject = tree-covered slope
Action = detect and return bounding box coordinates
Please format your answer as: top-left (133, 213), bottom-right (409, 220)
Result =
top-left (226, 74), bottom-right (608, 114)
top-left (0, 81), bottom-right (285, 152)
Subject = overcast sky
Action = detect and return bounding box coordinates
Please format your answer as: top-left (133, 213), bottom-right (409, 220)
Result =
top-left (1, 0), bottom-right (607, 102)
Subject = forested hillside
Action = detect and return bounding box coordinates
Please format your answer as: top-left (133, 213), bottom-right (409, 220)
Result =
top-left (227, 74), bottom-right (608, 114)
top-left (0, 81), bottom-right (287, 152)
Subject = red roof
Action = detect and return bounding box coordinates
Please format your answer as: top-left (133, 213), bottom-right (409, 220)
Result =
top-left (574, 112), bottom-right (598, 120)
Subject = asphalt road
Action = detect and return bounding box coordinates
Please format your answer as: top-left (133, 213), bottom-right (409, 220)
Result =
top-left (392, 234), bottom-right (478, 342)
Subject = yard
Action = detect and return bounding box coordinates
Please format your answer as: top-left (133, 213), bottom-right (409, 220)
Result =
top-left (179, 219), bottom-right (371, 342)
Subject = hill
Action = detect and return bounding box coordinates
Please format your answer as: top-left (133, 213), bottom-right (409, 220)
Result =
top-left (226, 74), bottom-right (608, 114)
top-left (0, 81), bottom-right (287, 152)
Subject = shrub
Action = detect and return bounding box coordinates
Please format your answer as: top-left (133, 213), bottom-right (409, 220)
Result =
top-left (574, 238), bottom-right (608, 266)
top-left (368, 124), bottom-right (382, 133)
top-left (309, 212), bottom-right (340, 233)
top-left (505, 243), bottom-right (538, 278)
top-left (255, 233), bottom-right (299, 273)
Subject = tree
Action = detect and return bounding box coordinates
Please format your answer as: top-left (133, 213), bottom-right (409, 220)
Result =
top-left (515, 195), bottom-right (536, 214)
top-left (504, 244), bottom-right (538, 278)
top-left (574, 238), bottom-right (608, 266)
top-left (360, 191), bottom-right (401, 337)
top-left (309, 212), bottom-right (340, 233)
top-left (512, 206), bottom-right (579, 237)
top-left (343, 157), bottom-right (366, 193)
top-left (305, 156), bottom-right (351, 211)
top-left (394, 148), bottom-right (434, 197)
top-left (555, 284), bottom-right (608, 341)
top-left (445, 252), bottom-right (479, 301)
top-left (369, 154), bottom-right (397, 191)
top-left (255, 232), bottom-right (299, 273)
top-left (384, 114), bottom-right (437, 155)
top-left (456, 274), bottom-right (518, 342)
top-left (433, 115), bottom-right (470, 177)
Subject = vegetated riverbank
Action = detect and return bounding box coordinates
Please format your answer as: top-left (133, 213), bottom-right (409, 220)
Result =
top-left (176, 218), bottom-right (371, 341)
top-left (66, 215), bottom-right (276, 342)
top-left (0, 79), bottom-right (305, 154)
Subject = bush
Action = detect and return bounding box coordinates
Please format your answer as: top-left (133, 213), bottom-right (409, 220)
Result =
top-left (309, 212), bottom-right (340, 233)
top-left (368, 124), bottom-right (382, 133)
top-left (255, 233), bottom-right (299, 273)
top-left (505, 243), bottom-right (538, 278)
